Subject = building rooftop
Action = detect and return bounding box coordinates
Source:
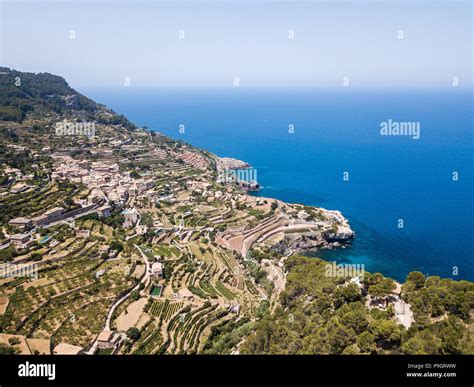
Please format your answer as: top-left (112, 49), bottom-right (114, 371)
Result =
top-left (151, 262), bottom-right (163, 273)
top-left (32, 214), bottom-right (48, 221)
top-left (8, 217), bottom-right (31, 224)
top-left (53, 342), bottom-right (84, 355)
top-left (44, 207), bottom-right (64, 215)
top-left (97, 330), bottom-right (114, 342)
top-left (10, 233), bottom-right (30, 240)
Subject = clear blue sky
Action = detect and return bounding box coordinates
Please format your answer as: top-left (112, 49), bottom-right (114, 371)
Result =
top-left (1, 0), bottom-right (472, 88)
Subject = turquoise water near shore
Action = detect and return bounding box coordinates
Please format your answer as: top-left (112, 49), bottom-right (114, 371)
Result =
top-left (85, 87), bottom-right (473, 282)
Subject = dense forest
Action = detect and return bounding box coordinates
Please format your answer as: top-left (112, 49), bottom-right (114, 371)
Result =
top-left (241, 256), bottom-right (474, 354)
top-left (0, 67), bottom-right (136, 130)
top-left (0, 67), bottom-right (98, 121)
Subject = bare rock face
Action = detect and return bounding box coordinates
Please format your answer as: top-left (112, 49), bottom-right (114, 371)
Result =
top-left (218, 157), bottom-right (251, 170)
top-left (270, 223), bottom-right (354, 255)
top-left (271, 234), bottom-right (326, 255)
top-left (323, 225), bottom-right (355, 242)
top-left (61, 94), bottom-right (81, 108)
top-left (47, 93), bottom-right (82, 110)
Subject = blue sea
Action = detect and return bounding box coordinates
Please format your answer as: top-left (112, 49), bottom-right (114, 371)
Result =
top-left (84, 87), bottom-right (473, 282)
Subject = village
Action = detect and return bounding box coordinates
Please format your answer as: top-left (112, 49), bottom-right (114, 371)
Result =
top-left (0, 127), bottom-right (360, 355)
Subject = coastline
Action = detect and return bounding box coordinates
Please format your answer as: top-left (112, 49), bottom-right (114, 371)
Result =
top-left (0, 68), bottom-right (472, 358)
top-left (128, 87), bottom-right (472, 284)
top-left (209, 155), bottom-right (355, 260)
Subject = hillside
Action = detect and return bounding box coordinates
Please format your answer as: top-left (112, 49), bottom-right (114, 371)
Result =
top-left (0, 67), bottom-right (135, 130)
top-left (239, 256), bottom-right (474, 355)
top-left (0, 68), bottom-right (471, 356)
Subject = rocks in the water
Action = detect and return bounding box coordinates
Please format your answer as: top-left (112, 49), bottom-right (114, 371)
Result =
top-left (322, 225), bottom-right (354, 242)
top-left (271, 234), bottom-right (325, 255)
top-left (271, 227), bottom-right (353, 256)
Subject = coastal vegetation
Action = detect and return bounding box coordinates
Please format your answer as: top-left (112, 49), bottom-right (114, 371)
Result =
top-left (0, 68), bottom-right (471, 356)
top-left (240, 256), bottom-right (473, 355)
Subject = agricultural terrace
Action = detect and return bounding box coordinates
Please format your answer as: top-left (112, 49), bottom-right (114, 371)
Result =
top-left (0, 234), bottom-right (142, 349)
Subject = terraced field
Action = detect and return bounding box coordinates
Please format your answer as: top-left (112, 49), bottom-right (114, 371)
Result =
top-left (148, 300), bottom-right (184, 322)
top-left (0, 239), bottom-right (138, 348)
top-left (152, 245), bottom-right (180, 259)
top-left (215, 281), bottom-right (236, 300)
top-left (132, 321), bottom-right (164, 355)
top-left (166, 302), bottom-right (232, 354)
top-left (0, 182), bottom-right (79, 225)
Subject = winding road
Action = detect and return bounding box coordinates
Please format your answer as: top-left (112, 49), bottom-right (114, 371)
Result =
top-left (85, 244), bottom-right (150, 355)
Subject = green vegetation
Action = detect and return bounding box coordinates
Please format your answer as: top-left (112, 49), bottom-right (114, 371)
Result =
top-left (0, 181), bottom-right (78, 227)
top-left (243, 257), bottom-right (274, 296)
top-left (148, 300), bottom-right (184, 322)
top-left (215, 281), bottom-right (236, 300)
top-left (0, 67), bottom-right (97, 122)
top-left (127, 327), bottom-right (141, 341)
top-left (402, 272), bottom-right (473, 325)
top-left (0, 343), bottom-right (17, 354)
top-left (1, 67), bottom-right (471, 357)
top-left (241, 256), bottom-right (474, 354)
top-left (365, 272), bottom-right (396, 298)
top-left (204, 318), bottom-right (254, 354)
top-left (0, 67), bottom-right (135, 130)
